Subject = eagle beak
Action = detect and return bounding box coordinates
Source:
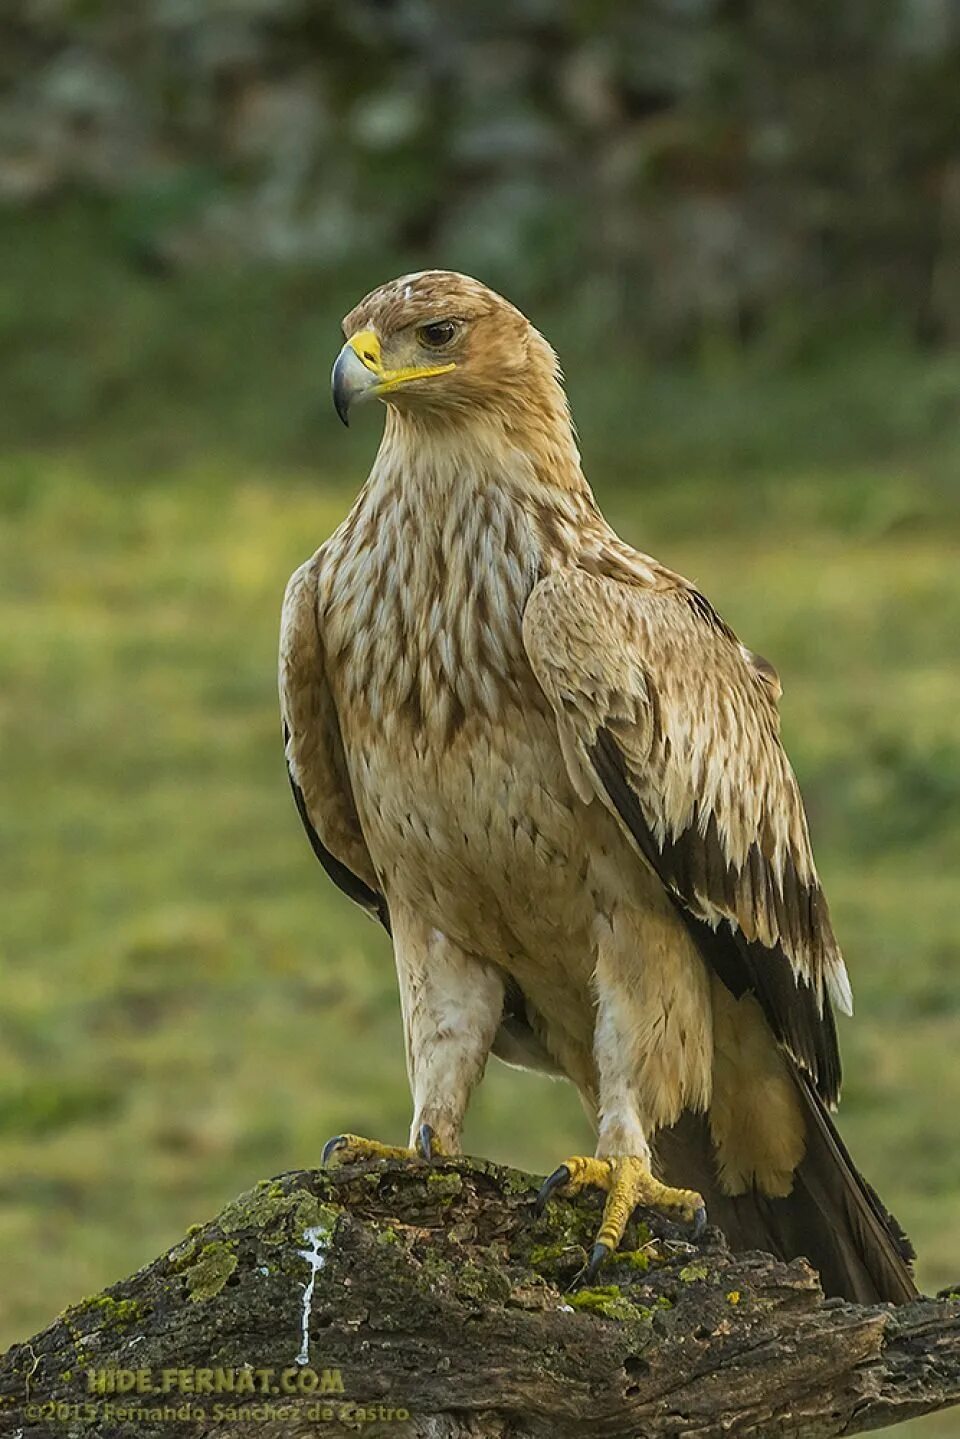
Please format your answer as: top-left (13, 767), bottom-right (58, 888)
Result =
top-left (331, 331), bottom-right (383, 427)
top-left (332, 327), bottom-right (457, 426)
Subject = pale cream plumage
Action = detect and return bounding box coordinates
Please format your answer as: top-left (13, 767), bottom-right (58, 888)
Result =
top-left (279, 270), bottom-right (916, 1302)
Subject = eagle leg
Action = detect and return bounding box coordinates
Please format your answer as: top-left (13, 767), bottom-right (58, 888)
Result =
top-left (536, 1155), bottom-right (706, 1281)
top-left (322, 1124), bottom-right (445, 1166)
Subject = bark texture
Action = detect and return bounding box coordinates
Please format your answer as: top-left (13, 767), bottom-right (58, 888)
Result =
top-left (1, 1157), bottom-right (958, 1438)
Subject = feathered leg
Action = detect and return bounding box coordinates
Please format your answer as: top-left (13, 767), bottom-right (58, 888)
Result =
top-left (324, 902), bottom-right (504, 1165)
top-left (537, 906), bottom-right (712, 1278)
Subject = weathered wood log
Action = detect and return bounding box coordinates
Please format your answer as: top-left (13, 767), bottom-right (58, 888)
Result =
top-left (1, 1158), bottom-right (958, 1437)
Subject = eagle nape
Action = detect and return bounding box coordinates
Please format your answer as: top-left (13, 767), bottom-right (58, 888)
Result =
top-left (536, 1154), bottom-right (708, 1283)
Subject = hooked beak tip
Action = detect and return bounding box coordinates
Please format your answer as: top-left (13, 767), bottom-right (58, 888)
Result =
top-left (331, 342), bottom-right (378, 428)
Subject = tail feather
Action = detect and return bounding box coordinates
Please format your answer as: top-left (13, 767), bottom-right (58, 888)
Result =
top-left (657, 1069), bottom-right (917, 1305)
top-left (787, 1071), bottom-right (916, 1302)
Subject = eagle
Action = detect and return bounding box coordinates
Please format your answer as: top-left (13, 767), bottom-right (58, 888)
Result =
top-left (279, 270), bottom-right (916, 1303)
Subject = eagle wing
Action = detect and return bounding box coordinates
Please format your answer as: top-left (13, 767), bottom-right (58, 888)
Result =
top-left (522, 565), bottom-right (850, 1104)
top-left (279, 554), bottom-right (390, 933)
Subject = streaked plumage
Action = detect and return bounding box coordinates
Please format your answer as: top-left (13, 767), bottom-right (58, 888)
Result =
top-left (280, 270), bottom-right (916, 1302)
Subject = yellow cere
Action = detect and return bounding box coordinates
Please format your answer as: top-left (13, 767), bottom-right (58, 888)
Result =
top-left (346, 328), bottom-right (455, 392)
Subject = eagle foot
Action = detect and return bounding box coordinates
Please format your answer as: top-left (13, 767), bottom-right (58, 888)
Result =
top-left (535, 1154), bottom-right (706, 1283)
top-left (322, 1124), bottom-right (443, 1166)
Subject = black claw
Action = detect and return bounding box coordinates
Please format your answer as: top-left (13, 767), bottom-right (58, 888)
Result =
top-left (418, 1123), bottom-right (435, 1160)
top-left (691, 1204), bottom-right (708, 1240)
top-left (321, 1135), bottom-right (347, 1165)
top-left (535, 1164), bottom-right (571, 1215)
top-left (584, 1242), bottom-right (611, 1284)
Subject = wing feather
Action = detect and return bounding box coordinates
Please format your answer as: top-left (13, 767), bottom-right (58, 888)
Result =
top-left (523, 566), bottom-right (849, 1104)
top-left (280, 555), bottom-right (390, 933)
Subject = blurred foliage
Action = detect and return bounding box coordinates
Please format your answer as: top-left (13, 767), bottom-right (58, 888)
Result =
top-left (7, 198), bottom-right (960, 483)
top-left (3, 0), bottom-right (960, 349)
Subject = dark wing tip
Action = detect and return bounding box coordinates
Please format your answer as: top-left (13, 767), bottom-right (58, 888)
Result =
top-left (283, 728), bottom-right (390, 934)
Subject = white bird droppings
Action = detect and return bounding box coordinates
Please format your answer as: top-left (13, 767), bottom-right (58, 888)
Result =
top-left (295, 1227), bottom-right (328, 1367)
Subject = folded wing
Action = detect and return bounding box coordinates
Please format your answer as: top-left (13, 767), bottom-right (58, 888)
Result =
top-left (280, 555), bottom-right (390, 933)
top-left (522, 565), bottom-right (850, 1105)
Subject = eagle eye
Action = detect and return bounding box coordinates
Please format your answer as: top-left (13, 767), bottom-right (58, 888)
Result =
top-left (417, 320), bottom-right (458, 349)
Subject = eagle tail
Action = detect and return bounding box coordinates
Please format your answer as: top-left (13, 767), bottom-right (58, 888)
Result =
top-left (658, 1073), bottom-right (917, 1305)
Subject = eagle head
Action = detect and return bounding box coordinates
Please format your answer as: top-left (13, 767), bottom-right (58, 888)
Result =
top-left (331, 270), bottom-right (560, 428)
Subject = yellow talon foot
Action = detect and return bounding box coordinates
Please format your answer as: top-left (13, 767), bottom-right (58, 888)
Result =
top-left (535, 1154), bottom-right (706, 1281)
top-left (322, 1124), bottom-right (445, 1166)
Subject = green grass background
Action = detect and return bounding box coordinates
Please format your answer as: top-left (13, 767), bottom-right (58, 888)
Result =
top-left (1, 206), bottom-right (959, 1435)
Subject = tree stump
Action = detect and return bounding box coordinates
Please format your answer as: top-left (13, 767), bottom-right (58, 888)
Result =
top-left (1, 1157), bottom-right (958, 1437)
